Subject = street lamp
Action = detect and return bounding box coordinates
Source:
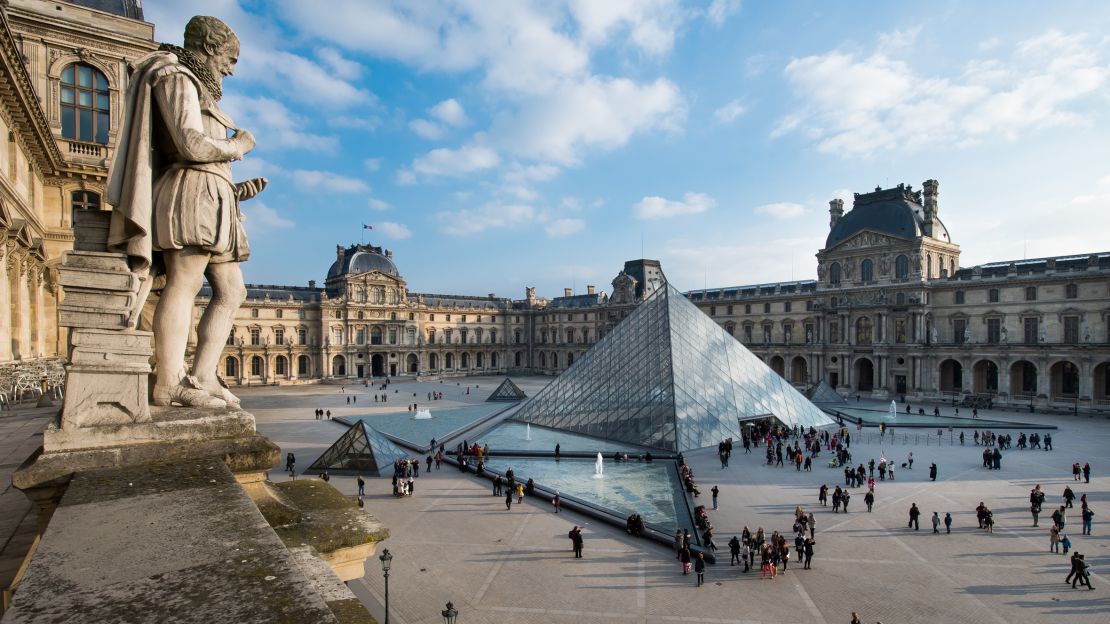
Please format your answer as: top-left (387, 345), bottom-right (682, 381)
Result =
top-left (441, 601), bottom-right (459, 624)
top-left (379, 549), bottom-right (393, 624)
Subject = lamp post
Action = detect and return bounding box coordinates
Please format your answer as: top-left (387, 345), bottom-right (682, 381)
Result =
top-left (379, 549), bottom-right (393, 624)
top-left (441, 601), bottom-right (458, 623)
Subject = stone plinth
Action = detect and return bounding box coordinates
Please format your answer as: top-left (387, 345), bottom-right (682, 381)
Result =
top-left (57, 328), bottom-right (152, 433)
top-left (1, 459), bottom-right (347, 624)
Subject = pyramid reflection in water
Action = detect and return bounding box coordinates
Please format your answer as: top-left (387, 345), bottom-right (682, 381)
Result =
top-left (514, 284), bottom-right (833, 452)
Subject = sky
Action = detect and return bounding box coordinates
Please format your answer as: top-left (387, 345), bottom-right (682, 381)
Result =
top-left (142, 0), bottom-right (1110, 299)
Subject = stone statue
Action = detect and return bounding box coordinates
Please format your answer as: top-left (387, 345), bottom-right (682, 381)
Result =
top-left (1039, 325), bottom-right (1046, 343)
top-left (879, 253), bottom-right (891, 276)
top-left (107, 16), bottom-right (266, 409)
top-left (911, 253), bottom-right (921, 273)
top-left (930, 326), bottom-right (938, 344)
top-left (1000, 325), bottom-right (1008, 343)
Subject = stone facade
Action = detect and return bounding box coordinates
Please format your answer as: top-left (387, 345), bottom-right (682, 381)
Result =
top-left (196, 249), bottom-right (655, 386)
top-left (688, 181), bottom-right (1110, 411)
top-left (0, 0), bottom-right (154, 364)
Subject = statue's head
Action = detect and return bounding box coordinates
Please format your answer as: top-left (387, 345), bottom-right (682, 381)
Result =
top-left (183, 16), bottom-right (240, 85)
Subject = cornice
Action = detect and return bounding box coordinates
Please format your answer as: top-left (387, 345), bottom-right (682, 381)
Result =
top-left (0, 9), bottom-right (65, 174)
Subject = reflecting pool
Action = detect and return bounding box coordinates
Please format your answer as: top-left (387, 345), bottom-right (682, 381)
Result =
top-left (353, 403), bottom-right (508, 447)
top-left (826, 406), bottom-right (1055, 429)
top-left (483, 455), bottom-right (692, 533)
top-left (475, 420), bottom-right (647, 453)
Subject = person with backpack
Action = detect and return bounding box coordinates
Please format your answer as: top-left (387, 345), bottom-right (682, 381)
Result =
top-left (569, 526), bottom-right (583, 558)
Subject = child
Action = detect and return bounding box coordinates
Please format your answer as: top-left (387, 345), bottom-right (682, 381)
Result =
top-left (1062, 534), bottom-right (1071, 555)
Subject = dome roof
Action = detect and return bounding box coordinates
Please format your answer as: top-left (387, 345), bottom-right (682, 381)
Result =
top-left (825, 185), bottom-right (950, 249)
top-left (327, 245), bottom-right (399, 279)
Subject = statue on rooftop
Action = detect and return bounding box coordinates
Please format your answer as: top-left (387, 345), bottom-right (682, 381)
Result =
top-left (107, 16), bottom-right (266, 409)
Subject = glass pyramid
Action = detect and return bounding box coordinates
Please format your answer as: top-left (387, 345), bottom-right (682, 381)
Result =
top-left (486, 377), bottom-right (527, 402)
top-left (306, 421), bottom-right (411, 476)
top-left (806, 380), bottom-right (847, 405)
top-left (514, 284), bottom-right (833, 451)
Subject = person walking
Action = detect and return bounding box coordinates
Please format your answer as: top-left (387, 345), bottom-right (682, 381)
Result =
top-left (728, 535), bottom-right (742, 566)
top-left (505, 489), bottom-right (514, 511)
top-left (864, 489), bottom-right (875, 512)
top-left (1064, 486), bottom-right (1075, 509)
top-left (818, 484), bottom-right (828, 506)
top-left (803, 537), bottom-right (814, 569)
top-left (694, 553), bottom-right (706, 586)
top-left (674, 530), bottom-right (684, 560)
top-left (516, 482), bottom-right (524, 504)
top-left (909, 503), bottom-right (921, 530)
top-left (1072, 553), bottom-right (1094, 590)
top-left (944, 512), bottom-right (953, 534)
top-left (929, 463), bottom-right (937, 481)
top-left (1050, 525), bottom-right (1062, 553)
top-left (907, 452), bottom-right (914, 470)
top-left (1082, 506), bottom-right (1094, 535)
top-left (679, 545), bottom-right (692, 575)
top-left (357, 475), bottom-right (365, 497)
top-left (711, 485), bottom-right (720, 510)
top-left (1062, 533), bottom-right (1072, 555)
top-left (1082, 462), bottom-right (1091, 484)
top-left (808, 512), bottom-right (816, 539)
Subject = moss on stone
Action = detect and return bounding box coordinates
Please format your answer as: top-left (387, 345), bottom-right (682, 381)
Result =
top-left (270, 481), bottom-right (389, 555)
top-left (326, 598), bottom-right (378, 624)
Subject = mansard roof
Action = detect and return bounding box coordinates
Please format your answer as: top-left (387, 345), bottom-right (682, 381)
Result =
top-left (825, 184), bottom-right (950, 249)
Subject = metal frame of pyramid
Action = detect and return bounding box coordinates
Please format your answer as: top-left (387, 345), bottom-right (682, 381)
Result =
top-left (486, 377), bottom-right (527, 402)
top-left (806, 380), bottom-right (847, 405)
top-left (513, 284), bottom-right (833, 452)
top-left (305, 421), bottom-right (411, 476)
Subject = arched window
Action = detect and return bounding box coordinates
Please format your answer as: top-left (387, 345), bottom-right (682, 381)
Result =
top-left (829, 262), bottom-right (842, 284)
top-left (225, 356), bottom-right (238, 378)
top-left (926, 254), bottom-right (933, 279)
top-left (297, 355), bottom-right (310, 376)
top-left (860, 259), bottom-right (874, 283)
top-left (275, 356), bottom-right (287, 376)
top-left (61, 63), bottom-right (110, 144)
top-left (895, 255), bottom-right (909, 279)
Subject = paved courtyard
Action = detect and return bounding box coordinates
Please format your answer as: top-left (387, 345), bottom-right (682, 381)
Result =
top-left (243, 377), bottom-right (1109, 624)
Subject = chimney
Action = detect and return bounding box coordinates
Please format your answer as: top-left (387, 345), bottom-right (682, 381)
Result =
top-left (922, 179), bottom-right (939, 218)
top-left (335, 244), bottom-right (345, 263)
top-left (526, 287), bottom-right (536, 305)
top-left (564, 288), bottom-right (573, 297)
top-left (829, 198), bottom-right (844, 229)
top-left (308, 280), bottom-right (316, 289)
top-left (587, 285), bottom-right (595, 295)
top-left (385, 249), bottom-right (393, 259)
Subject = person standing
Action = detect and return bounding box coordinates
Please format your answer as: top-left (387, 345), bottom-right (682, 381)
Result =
top-left (1082, 506), bottom-right (1094, 535)
top-left (808, 512), bottom-right (816, 539)
top-left (931, 512), bottom-right (941, 534)
top-left (929, 463), bottom-right (937, 481)
top-left (694, 553), bottom-right (706, 586)
top-left (679, 545), bottom-right (691, 575)
top-left (674, 530), bottom-right (684, 560)
top-left (818, 484), bottom-right (828, 506)
top-left (803, 537), bottom-right (814, 569)
top-left (1082, 462), bottom-right (1091, 484)
top-left (516, 482), bottom-right (524, 504)
top-left (553, 491), bottom-right (561, 513)
top-left (357, 475), bottom-right (365, 497)
top-left (909, 503), bottom-right (921, 530)
top-left (864, 489), bottom-right (875, 512)
top-left (944, 512), bottom-right (953, 534)
top-left (907, 452), bottom-right (914, 470)
top-left (570, 526), bottom-right (583, 558)
top-left (728, 535), bottom-right (741, 566)
top-left (711, 485), bottom-right (720, 510)
top-left (1050, 525), bottom-right (1062, 553)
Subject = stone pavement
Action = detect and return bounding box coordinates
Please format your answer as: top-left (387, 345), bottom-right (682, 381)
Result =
top-left (244, 382), bottom-right (1109, 624)
top-left (0, 406), bottom-right (57, 597)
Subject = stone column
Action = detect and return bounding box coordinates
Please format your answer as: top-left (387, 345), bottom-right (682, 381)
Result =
top-left (0, 246), bottom-right (11, 361)
top-left (32, 267), bottom-right (45, 357)
top-left (18, 258), bottom-right (32, 358)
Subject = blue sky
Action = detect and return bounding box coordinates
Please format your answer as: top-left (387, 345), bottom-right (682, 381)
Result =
top-left (144, 0), bottom-right (1110, 299)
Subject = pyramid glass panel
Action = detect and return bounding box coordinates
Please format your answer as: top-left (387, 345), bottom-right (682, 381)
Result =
top-left (306, 421), bottom-right (410, 476)
top-left (486, 377), bottom-right (527, 401)
top-left (514, 284), bottom-right (833, 451)
top-left (806, 380), bottom-right (847, 405)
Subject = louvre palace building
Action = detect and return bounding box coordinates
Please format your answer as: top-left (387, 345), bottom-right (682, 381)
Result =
top-left (200, 179), bottom-right (1110, 414)
top-left (0, 3), bottom-right (1105, 414)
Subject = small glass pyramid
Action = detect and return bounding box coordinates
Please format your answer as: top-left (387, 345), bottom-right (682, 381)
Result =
top-left (806, 380), bottom-right (847, 405)
top-left (305, 421), bottom-right (411, 476)
top-left (486, 377), bottom-right (527, 402)
top-left (513, 284), bottom-right (833, 451)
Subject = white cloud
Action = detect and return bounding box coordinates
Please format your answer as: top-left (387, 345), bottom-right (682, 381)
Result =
top-left (316, 47), bottom-right (363, 80)
top-left (1097, 174), bottom-right (1110, 186)
top-left (329, 115), bottom-right (383, 131)
top-left (221, 95), bottom-right (338, 152)
top-left (877, 25), bottom-right (922, 53)
top-left (402, 144), bottom-right (500, 181)
top-left (430, 98), bottom-right (469, 127)
top-left (568, 0), bottom-right (687, 56)
top-left (633, 192), bottom-right (715, 220)
top-left (714, 99), bottom-right (747, 124)
top-left (291, 169), bottom-right (370, 193)
top-left (545, 218), bottom-right (585, 237)
top-left (363, 158), bottom-right (383, 172)
top-left (409, 118), bottom-right (446, 140)
top-left (436, 203), bottom-right (536, 236)
top-left (243, 201), bottom-right (294, 229)
top-left (778, 29), bottom-right (1109, 157)
top-left (377, 221), bottom-right (412, 239)
top-left (706, 0), bottom-right (741, 26)
top-left (368, 198), bottom-right (391, 211)
top-left (754, 202), bottom-right (806, 219)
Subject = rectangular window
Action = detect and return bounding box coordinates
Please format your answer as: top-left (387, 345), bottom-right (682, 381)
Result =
top-left (355, 328), bottom-right (365, 344)
top-left (226, 331), bottom-right (235, 346)
top-left (274, 328), bottom-right (284, 345)
top-left (953, 319), bottom-right (966, 344)
top-left (250, 308), bottom-right (259, 318)
top-left (389, 328), bottom-right (398, 344)
top-left (830, 321), bottom-right (840, 344)
top-left (785, 301), bottom-right (792, 312)
top-left (429, 314), bottom-right (435, 321)
top-left (250, 329), bottom-right (260, 345)
top-left (987, 318), bottom-right (1001, 344)
top-left (1065, 284), bottom-right (1078, 299)
top-left (988, 289), bottom-right (999, 303)
top-left (727, 305), bottom-right (733, 315)
top-left (1064, 316), bottom-right (1079, 343)
top-left (763, 302), bottom-right (771, 314)
top-left (1025, 287), bottom-right (1037, 301)
top-left (743, 325), bottom-right (752, 343)
top-left (275, 309), bottom-right (283, 318)
top-left (955, 291), bottom-right (965, 304)
top-left (709, 306), bottom-right (716, 316)
top-left (298, 328), bottom-right (307, 345)
top-left (462, 315), bottom-right (467, 322)
top-left (1023, 317), bottom-right (1038, 345)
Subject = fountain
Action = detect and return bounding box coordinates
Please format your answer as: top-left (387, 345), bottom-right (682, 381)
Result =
top-left (525, 423), bottom-right (532, 441)
top-left (413, 409), bottom-right (432, 420)
top-left (594, 452), bottom-right (604, 479)
top-left (889, 400), bottom-right (897, 420)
